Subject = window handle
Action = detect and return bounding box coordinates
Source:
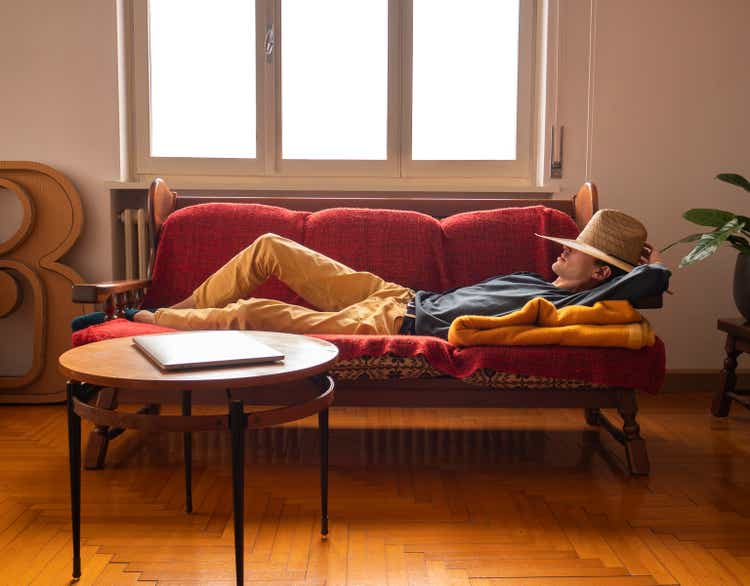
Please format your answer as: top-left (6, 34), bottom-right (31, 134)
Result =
top-left (550, 125), bottom-right (564, 179)
top-left (265, 25), bottom-right (275, 62)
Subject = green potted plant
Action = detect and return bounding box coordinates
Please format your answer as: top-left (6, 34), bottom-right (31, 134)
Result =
top-left (661, 173), bottom-right (750, 320)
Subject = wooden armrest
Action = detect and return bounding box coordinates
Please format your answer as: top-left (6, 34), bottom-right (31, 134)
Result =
top-left (72, 279), bottom-right (152, 304)
top-left (632, 295), bottom-right (663, 309)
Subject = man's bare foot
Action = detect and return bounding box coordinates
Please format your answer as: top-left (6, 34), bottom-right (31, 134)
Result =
top-left (171, 296), bottom-right (196, 310)
top-left (133, 310), bottom-right (155, 324)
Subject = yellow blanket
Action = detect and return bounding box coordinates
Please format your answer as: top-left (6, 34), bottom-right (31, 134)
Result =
top-left (447, 298), bottom-right (654, 349)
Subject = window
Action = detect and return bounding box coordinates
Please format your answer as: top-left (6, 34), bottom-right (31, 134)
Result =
top-left (148, 0), bottom-right (257, 159)
top-left (281, 0), bottom-right (388, 161)
top-left (131, 0), bottom-right (541, 184)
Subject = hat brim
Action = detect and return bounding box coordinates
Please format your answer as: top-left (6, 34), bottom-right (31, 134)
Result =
top-left (534, 234), bottom-right (635, 273)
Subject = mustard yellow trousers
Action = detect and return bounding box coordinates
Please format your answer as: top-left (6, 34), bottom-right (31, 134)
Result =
top-left (154, 233), bottom-right (414, 335)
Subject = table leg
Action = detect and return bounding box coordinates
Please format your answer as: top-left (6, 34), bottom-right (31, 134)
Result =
top-left (230, 399), bottom-right (246, 586)
top-left (182, 390), bottom-right (192, 513)
top-left (713, 334), bottom-right (739, 417)
top-left (319, 408), bottom-right (329, 536)
top-left (66, 381), bottom-right (82, 580)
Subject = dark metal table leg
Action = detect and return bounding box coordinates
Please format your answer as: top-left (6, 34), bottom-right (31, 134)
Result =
top-left (230, 399), bottom-right (245, 586)
top-left (182, 390), bottom-right (192, 513)
top-left (67, 381), bottom-right (82, 580)
top-left (319, 408), bottom-right (329, 536)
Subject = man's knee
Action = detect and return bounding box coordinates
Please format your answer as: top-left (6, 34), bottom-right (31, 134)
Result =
top-left (251, 233), bottom-right (281, 256)
top-left (256, 232), bottom-right (293, 249)
top-left (255, 233), bottom-right (308, 259)
top-left (256, 232), bottom-right (279, 244)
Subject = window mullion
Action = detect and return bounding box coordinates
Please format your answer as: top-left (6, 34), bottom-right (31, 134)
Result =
top-left (400, 0), bottom-right (413, 178)
top-left (388, 0), bottom-right (403, 178)
top-left (261, 0), bottom-right (278, 176)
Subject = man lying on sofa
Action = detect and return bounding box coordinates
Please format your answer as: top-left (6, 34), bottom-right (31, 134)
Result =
top-left (128, 209), bottom-right (670, 340)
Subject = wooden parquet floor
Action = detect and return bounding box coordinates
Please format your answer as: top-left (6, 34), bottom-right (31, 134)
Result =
top-left (2, 391), bottom-right (750, 585)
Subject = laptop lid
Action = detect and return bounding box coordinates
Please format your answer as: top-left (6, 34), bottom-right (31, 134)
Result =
top-left (133, 330), bottom-right (285, 371)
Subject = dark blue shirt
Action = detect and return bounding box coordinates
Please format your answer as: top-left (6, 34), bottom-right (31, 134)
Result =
top-left (413, 263), bottom-right (671, 339)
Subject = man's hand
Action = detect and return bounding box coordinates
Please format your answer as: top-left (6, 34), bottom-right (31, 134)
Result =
top-left (638, 242), bottom-right (665, 266)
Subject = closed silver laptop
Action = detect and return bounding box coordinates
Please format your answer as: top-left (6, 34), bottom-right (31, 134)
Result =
top-left (133, 331), bottom-right (284, 370)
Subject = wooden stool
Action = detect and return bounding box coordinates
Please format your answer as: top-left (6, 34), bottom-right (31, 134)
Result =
top-left (713, 318), bottom-right (750, 416)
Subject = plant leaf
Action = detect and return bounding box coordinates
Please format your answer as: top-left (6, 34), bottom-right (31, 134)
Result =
top-left (717, 173), bottom-right (750, 192)
top-left (717, 217), bottom-right (746, 235)
top-left (660, 233), bottom-right (703, 253)
top-left (678, 218), bottom-right (745, 268)
top-left (683, 208), bottom-right (737, 227)
top-left (679, 235), bottom-right (721, 268)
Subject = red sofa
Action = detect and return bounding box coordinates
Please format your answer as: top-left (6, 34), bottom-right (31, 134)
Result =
top-left (72, 180), bottom-right (664, 475)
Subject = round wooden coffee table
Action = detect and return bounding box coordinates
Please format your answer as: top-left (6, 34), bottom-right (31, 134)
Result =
top-left (59, 331), bottom-right (339, 585)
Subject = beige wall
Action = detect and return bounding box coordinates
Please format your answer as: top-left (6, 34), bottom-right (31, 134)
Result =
top-left (0, 0), bottom-right (120, 282)
top-left (0, 0), bottom-right (120, 373)
top-left (590, 0), bottom-right (750, 371)
top-left (0, 0), bottom-right (747, 375)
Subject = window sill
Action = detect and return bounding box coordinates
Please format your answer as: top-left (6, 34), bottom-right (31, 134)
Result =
top-left (107, 175), bottom-right (562, 196)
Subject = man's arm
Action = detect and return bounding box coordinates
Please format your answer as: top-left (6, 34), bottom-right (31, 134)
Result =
top-left (638, 242), bottom-right (673, 296)
top-left (608, 262), bottom-right (671, 303)
top-left (639, 242), bottom-right (668, 267)
top-left (569, 247), bottom-right (672, 307)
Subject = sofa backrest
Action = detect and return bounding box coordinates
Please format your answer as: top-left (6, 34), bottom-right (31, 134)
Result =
top-left (145, 203), bottom-right (309, 308)
top-left (144, 202), bottom-right (579, 308)
top-left (303, 208), bottom-right (447, 293)
top-left (442, 206), bottom-right (580, 287)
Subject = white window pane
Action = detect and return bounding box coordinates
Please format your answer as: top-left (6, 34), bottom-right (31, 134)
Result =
top-left (149, 0), bottom-right (255, 158)
top-left (282, 0), bottom-right (387, 160)
top-left (412, 0), bottom-right (519, 161)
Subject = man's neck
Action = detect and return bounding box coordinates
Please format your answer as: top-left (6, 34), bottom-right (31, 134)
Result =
top-left (552, 277), bottom-right (587, 292)
top-left (552, 277), bottom-right (572, 291)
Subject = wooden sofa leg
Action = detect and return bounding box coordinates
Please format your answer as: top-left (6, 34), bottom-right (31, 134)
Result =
top-left (84, 388), bottom-right (118, 469)
top-left (84, 389), bottom-right (161, 469)
top-left (590, 391), bottom-right (650, 476)
top-left (617, 390), bottom-right (650, 476)
top-left (584, 408), bottom-right (602, 426)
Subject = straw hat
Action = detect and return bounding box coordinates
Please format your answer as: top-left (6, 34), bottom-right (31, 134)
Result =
top-left (535, 209), bottom-right (647, 273)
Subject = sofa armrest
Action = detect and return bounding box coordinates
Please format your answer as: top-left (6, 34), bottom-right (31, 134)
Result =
top-left (72, 279), bottom-right (152, 304)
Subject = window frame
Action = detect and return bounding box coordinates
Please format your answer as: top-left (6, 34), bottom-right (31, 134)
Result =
top-left (132, 0), bottom-right (270, 176)
top-left (272, 0), bottom-right (400, 177)
top-left (130, 0), bottom-right (545, 186)
top-left (402, 0), bottom-right (536, 179)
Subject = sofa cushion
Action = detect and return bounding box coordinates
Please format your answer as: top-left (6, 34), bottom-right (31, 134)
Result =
top-left (144, 203), bottom-right (310, 308)
top-left (72, 318), bottom-right (174, 346)
top-left (72, 320), bottom-right (664, 394)
top-left (303, 208), bottom-right (448, 292)
top-left (314, 334), bottom-right (665, 394)
top-left (329, 354), bottom-right (610, 391)
top-left (441, 205), bottom-right (580, 288)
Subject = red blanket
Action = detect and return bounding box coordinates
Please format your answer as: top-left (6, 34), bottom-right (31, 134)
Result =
top-left (73, 319), bottom-right (665, 394)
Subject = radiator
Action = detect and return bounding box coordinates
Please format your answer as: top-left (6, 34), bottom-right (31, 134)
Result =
top-left (119, 208), bottom-right (149, 280)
